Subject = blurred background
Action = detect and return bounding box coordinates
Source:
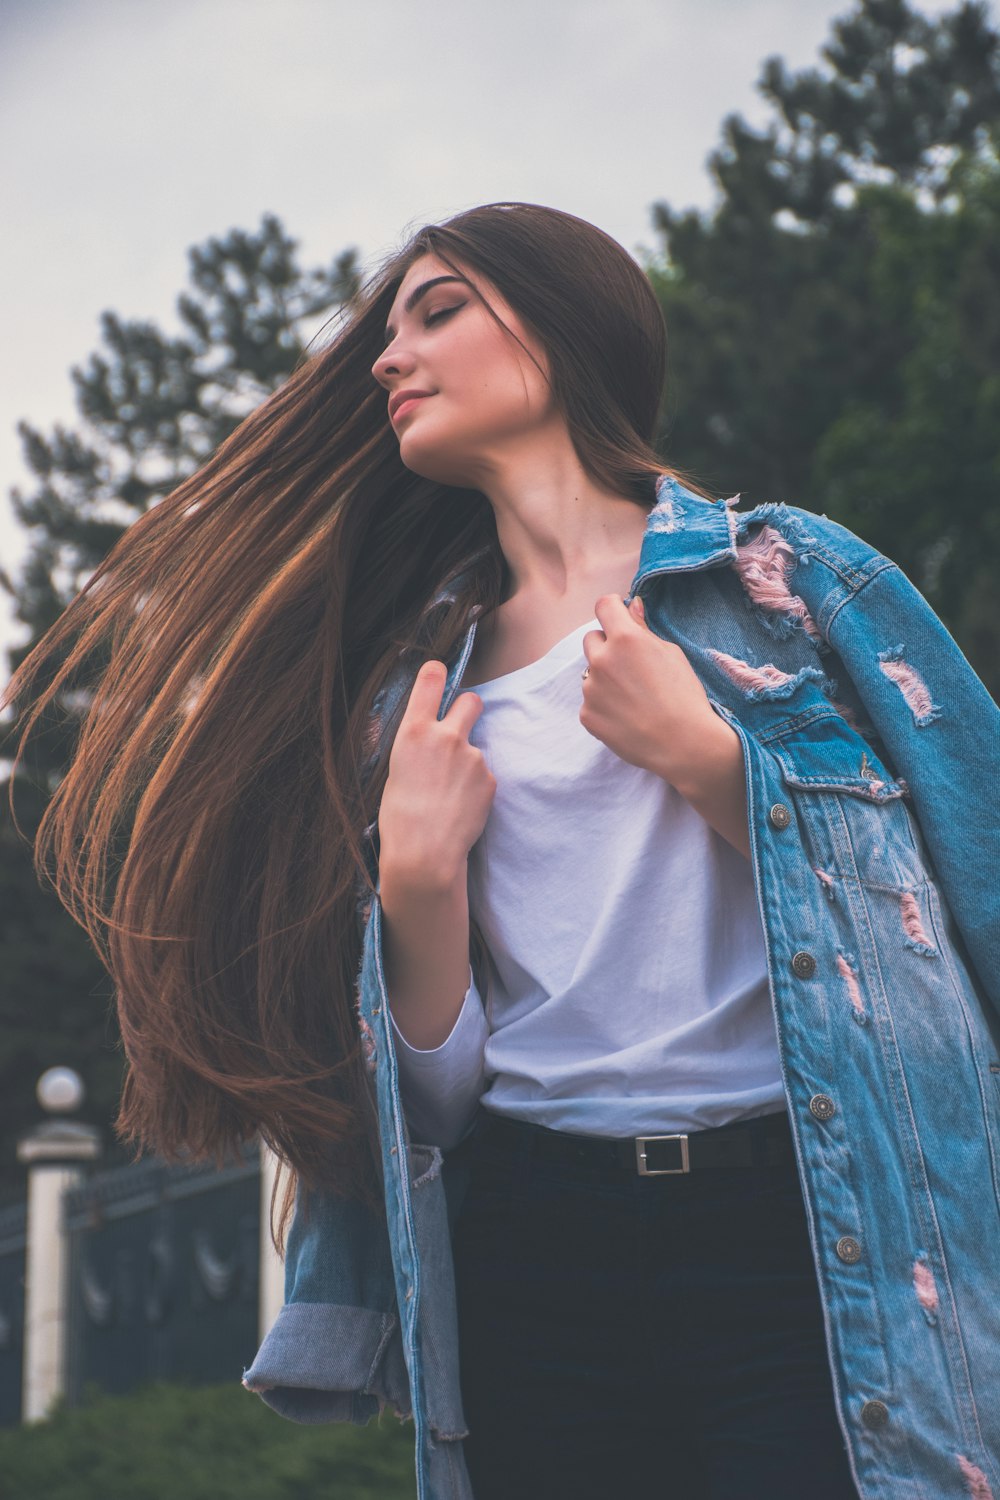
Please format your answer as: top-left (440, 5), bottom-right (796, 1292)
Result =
top-left (1, 0), bottom-right (997, 1493)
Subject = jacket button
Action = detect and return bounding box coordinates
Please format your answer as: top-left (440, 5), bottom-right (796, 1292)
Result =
top-left (836, 1236), bottom-right (862, 1264)
top-left (809, 1094), bottom-right (836, 1120)
top-left (860, 1399), bottom-right (889, 1430)
top-left (768, 802), bottom-right (791, 829)
top-left (791, 951), bottom-right (817, 978)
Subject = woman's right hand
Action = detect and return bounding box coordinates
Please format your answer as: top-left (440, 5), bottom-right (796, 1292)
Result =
top-left (377, 661), bottom-right (497, 891)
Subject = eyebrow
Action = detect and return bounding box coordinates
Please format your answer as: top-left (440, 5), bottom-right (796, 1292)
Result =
top-left (383, 276), bottom-right (467, 343)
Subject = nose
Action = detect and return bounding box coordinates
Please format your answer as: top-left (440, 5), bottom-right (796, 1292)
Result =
top-left (371, 338), bottom-right (416, 387)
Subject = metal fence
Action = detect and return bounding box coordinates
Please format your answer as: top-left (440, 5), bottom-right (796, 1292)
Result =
top-left (0, 1142), bottom-right (265, 1425)
top-left (63, 1143), bottom-right (261, 1403)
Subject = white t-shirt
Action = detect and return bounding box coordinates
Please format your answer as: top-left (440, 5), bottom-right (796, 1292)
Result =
top-left (389, 617), bottom-right (786, 1149)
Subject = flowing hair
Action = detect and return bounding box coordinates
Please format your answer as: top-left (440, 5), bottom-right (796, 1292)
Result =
top-left (2, 202), bottom-right (717, 1249)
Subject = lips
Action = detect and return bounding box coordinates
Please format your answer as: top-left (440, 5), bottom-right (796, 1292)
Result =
top-left (389, 390), bottom-right (433, 422)
top-left (392, 396), bottom-right (428, 422)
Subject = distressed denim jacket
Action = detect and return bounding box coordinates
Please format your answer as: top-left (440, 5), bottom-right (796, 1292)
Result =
top-left (244, 478), bottom-right (1000, 1500)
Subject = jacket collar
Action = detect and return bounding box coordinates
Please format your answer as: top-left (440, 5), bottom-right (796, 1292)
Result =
top-left (434, 475), bottom-right (742, 712)
top-left (627, 475), bottom-right (741, 595)
top-left (359, 475), bottom-right (745, 813)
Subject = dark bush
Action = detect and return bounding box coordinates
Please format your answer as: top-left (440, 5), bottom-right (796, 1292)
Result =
top-left (0, 1381), bottom-right (417, 1500)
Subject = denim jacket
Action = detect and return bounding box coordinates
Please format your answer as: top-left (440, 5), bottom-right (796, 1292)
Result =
top-left (243, 477), bottom-right (1000, 1500)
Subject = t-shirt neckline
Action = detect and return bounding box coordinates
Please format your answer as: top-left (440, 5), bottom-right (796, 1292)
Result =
top-left (463, 616), bottom-right (600, 695)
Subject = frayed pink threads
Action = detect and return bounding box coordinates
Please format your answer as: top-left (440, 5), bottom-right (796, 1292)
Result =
top-left (814, 868), bottom-right (836, 901)
top-left (732, 524), bottom-right (822, 640)
top-left (710, 651), bottom-right (798, 692)
top-left (957, 1455), bottom-right (994, 1499)
top-left (900, 892), bottom-right (937, 956)
top-left (836, 953), bottom-right (866, 1017)
top-left (878, 646), bottom-right (943, 727)
top-left (912, 1256), bottom-right (939, 1323)
top-left (708, 651), bottom-right (829, 703)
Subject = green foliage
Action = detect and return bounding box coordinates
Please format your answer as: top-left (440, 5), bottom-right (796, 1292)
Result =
top-left (0, 1381), bottom-right (417, 1500)
top-left (646, 0), bottom-right (1000, 697)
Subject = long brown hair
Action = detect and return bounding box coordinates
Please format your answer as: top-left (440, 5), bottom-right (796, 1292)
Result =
top-left (2, 202), bottom-right (716, 1249)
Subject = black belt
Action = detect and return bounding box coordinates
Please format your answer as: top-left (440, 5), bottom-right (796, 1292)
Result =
top-left (474, 1107), bottom-right (795, 1176)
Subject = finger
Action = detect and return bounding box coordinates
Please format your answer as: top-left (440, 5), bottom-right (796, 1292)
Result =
top-left (401, 659), bottom-right (449, 722)
top-left (593, 593), bottom-right (630, 637)
top-left (582, 627), bottom-right (604, 667)
top-left (445, 688), bottom-right (487, 736)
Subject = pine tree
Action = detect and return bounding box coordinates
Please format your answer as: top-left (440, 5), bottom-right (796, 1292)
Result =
top-left (647, 0), bottom-right (1000, 692)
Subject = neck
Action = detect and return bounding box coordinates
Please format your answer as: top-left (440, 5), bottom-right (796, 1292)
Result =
top-left (465, 429), bottom-right (653, 609)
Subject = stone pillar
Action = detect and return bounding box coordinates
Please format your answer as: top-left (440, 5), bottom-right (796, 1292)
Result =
top-left (17, 1120), bottom-right (101, 1422)
top-left (258, 1139), bottom-right (285, 1338)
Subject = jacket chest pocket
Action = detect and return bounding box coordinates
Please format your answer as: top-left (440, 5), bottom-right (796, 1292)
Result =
top-left (762, 710), bottom-right (931, 890)
top-left (765, 709), bottom-right (904, 800)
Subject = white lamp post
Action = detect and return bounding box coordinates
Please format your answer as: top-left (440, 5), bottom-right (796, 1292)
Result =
top-left (16, 1068), bottom-right (101, 1422)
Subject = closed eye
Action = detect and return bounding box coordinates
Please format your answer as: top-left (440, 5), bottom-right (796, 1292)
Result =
top-left (425, 303), bottom-right (464, 327)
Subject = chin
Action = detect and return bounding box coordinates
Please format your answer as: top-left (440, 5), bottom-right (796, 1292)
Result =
top-left (397, 434), bottom-right (477, 488)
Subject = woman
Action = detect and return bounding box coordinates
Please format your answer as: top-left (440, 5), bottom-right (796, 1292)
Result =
top-left (5, 204), bottom-right (999, 1500)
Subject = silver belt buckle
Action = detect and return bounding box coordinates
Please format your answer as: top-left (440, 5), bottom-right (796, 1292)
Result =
top-left (635, 1133), bottom-right (690, 1175)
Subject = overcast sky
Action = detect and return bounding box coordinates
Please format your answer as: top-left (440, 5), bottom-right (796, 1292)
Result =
top-left (0, 0), bottom-right (967, 661)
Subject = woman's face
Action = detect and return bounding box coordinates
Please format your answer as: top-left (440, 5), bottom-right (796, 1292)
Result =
top-left (371, 251), bottom-right (556, 486)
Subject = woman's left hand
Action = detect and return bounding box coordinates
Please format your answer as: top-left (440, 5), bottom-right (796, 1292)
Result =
top-left (580, 594), bottom-right (725, 791)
